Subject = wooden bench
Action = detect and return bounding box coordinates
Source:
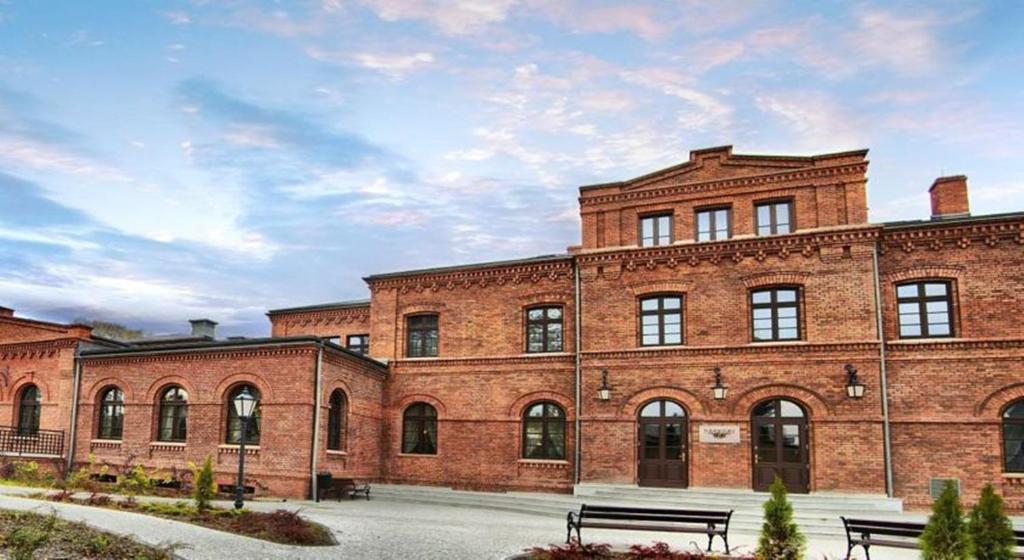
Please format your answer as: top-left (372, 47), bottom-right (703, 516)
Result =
top-left (843, 517), bottom-right (1024, 559)
top-left (315, 473), bottom-right (370, 502)
top-left (841, 517), bottom-right (925, 559)
top-left (567, 504), bottom-right (733, 553)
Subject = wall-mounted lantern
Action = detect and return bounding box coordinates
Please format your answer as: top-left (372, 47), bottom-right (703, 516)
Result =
top-left (597, 369), bottom-right (612, 401)
top-left (712, 367), bottom-right (728, 400)
top-left (845, 363), bottom-right (865, 399)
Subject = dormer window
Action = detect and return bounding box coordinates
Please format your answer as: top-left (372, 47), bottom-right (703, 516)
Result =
top-left (639, 213), bottom-right (672, 247)
top-left (755, 200), bottom-right (793, 236)
top-left (696, 207), bottom-right (731, 241)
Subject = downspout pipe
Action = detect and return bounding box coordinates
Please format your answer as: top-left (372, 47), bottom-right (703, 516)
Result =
top-left (66, 354), bottom-right (83, 475)
top-left (309, 344), bottom-right (324, 500)
top-left (573, 260), bottom-right (582, 486)
top-left (872, 242), bottom-right (895, 497)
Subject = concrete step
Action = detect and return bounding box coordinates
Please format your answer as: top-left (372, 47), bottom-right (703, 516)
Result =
top-left (370, 484), bottom-right (909, 539)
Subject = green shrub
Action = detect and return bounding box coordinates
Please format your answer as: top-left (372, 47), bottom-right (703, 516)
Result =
top-left (756, 477), bottom-right (805, 560)
top-left (116, 464), bottom-right (156, 504)
top-left (192, 455), bottom-right (217, 512)
top-left (920, 480), bottom-right (970, 560)
top-left (12, 461), bottom-right (41, 485)
top-left (7, 512), bottom-right (56, 560)
top-left (968, 484), bottom-right (1015, 560)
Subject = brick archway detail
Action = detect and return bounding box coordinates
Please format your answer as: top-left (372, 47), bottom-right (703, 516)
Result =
top-left (883, 265), bottom-right (965, 284)
top-left (508, 391), bottom-right (574, 419)
top-left (214, 373), bottom-right (273, 403)
top-left (398, 303), bottom-right (448, 316)
top-left (627, 281), bottom-right (694, 296)
top-left (85, 377), bottom-right (135, 403)
top-left (323, 381), bottom-right (352, 406)
top-left (741, 271), bottom-right (812, 289)
top-left (144, 375), bottom-right (198, 404)
top-left (394, 393), bottom-right (447, 416)
top-left (620, 386), bottom-right (709, 418)
top-left (9, 375), bottom-right (49, 403)
top-left (976, 383), bottom-right (1024, 417)
top-left (730, 384), bottom-right (833, 418)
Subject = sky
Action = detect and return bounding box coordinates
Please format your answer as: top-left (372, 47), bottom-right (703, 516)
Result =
top-left (0, 0), bottom-right (1022, 336)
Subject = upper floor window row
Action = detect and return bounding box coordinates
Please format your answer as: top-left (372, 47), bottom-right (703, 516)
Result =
top-left (638, 199), bottom-right (793, 247)
top-left (407, 314), bottom-right (439, 357)
top-left (346, 334), bottom-right (370, 355)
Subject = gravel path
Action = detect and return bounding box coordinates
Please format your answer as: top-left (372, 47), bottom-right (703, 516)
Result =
top-left (0, 486), bottom-right (919, 559)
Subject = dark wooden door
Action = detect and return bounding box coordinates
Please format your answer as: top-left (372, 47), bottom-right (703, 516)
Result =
top-left (637, 400), bottom-right (688, 488)
top-left (752, 398), bottom-right (809, 493)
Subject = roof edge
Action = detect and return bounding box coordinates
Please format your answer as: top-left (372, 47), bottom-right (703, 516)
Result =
top-left (364, 254), bottom-right (572, 282)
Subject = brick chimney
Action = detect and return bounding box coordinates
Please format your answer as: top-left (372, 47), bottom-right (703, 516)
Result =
top-left (0, 306), bottom-right (13, 318)
top-left (929, 175), bottom-right (970, 218)
top-left (189, 318), bottom-right (218, 339)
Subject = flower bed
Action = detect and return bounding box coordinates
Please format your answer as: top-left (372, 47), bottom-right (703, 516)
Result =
top-left (0, 509), bottom-right (174, 559)
top-left (43, 492), bottom-right (336, 546)
top-left (518, 541), bottom-right (753, 559)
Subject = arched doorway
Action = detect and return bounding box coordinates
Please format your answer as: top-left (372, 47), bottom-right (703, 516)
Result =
top-left (751, 398), bottom-right (809, 493)
top-left (637, 399), bottom-right (688, 488)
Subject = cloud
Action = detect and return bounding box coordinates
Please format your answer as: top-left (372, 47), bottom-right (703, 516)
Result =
top-left (358, 0), bottom-right (518, 35)
top-left (306, 47), bottom-right (436, 79)
top-left (755, 91), bottom-right (866, 151)
top-left (161, 10), bottom-right (191, 25)
top-left (537, 2), bottom-right (670, 40)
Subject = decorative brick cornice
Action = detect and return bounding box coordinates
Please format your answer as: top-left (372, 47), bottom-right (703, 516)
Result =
top-left (391, 353), bottom-right (575, 368)
top-left (0, 338), bottom-right (78, 359)
top-left (577, 227), bottom-right (879, 272)
top-left (579, 162), bottom-right (868, 207)
top-left (886, 338), bottom-right (1024, 353)
top-left (81, 345), bottom-right (316, 366)
top-left (272, 307), bottom-right (369, 328)
top-left (583, 341), bottom-right (880, 360)
top-left (880, 217), bottom-right (1024, 253)
top-left (369, 259), bottom-right (575, 292)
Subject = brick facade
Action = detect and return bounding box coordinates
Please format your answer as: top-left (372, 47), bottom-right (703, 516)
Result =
top-left (1, 145), bottom-right (1022, 509)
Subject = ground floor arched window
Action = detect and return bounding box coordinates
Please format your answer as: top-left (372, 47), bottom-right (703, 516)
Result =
top-left (402, 402), bottom-right (437, 455)
top-left (17, 384), bottom-right (41, 436)
top-left (1003, 400), bottom-right (1024, 472)
top-left (522, 401), bottom-right (565, 460)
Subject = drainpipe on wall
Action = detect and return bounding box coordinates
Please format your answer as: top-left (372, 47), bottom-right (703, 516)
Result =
top-left (573, 260), bottom-right (582, 486)
top-left (309, 344), bottom-right (324, 500)
top-left (872, 242), bottom-right (895, 497)
top-left (65, 355), bottom-right (83, 475)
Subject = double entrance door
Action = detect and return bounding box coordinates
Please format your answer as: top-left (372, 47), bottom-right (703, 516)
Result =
top-left (751, 398), bottom-right (809, 493)
top-left (637, 399), bottom-right (687, 488)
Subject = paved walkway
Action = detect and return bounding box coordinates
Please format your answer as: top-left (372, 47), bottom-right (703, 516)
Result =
top-left (0, 485), bottom-right (917, 559)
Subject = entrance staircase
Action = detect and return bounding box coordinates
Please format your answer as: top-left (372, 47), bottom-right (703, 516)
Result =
top-left (370, 483), bottom-right (909, 540)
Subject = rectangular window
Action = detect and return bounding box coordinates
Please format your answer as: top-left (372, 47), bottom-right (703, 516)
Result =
top-left (639, 213), bottom-right (673, 247)
top-left (751, 287), bottom-right (801, 341)
top-left (696, 207), bottom-right (731, 241)
top-left (896, 281), bottom-right (954, 338)
top-left (346, 334), bottom-right (370, 355)
top-left (639, 295), bottom-right (684, 346)
top-left (406, 315), bottom-right (438, 357)
top-left (526, 306), bottom-right (564, 353)
top-left (755, 200), bottom-right (793, 236)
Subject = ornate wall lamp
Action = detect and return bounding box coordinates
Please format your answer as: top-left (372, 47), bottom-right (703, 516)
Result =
top-left (845, 363), bottom-right (865, 399)
top-left (712, 367), bottom-right (728, 400)
top-left (597, 369), bottom-right (612, 401)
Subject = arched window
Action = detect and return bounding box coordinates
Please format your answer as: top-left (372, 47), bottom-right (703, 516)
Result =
top-left (225, 385), bottom-right (261, 445)
top-left (522, 401), bottom-right (566, 460)
top-left (17, 384), bottom-right (41, 436)
top-left (402, 402), bottom-right (437, 455)
top-left (1003, 401), bottom-right (1024, 472)
top-left (157, 386), bottom-right (188, 442)
top-left (327, 389), bottom-right (347, 451)
top-left (97, 387), bottom-right (124, 440)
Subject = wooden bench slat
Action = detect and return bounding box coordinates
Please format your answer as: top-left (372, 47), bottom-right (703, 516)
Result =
top-left (569, 503), bottom-right (733, 554)
top-left (582, 512), bottom-right (728, 523)
top-left (584, 506), bottom-right (727, 518)
top-left (580, 522), bottom-right (724, 534)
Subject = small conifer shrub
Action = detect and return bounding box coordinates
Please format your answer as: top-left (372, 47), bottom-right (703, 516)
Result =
top-left (756, 476), bottom-right (805, 560)
top-left (920, 480), bottom-right (970, 560)
top-left (968, 484), bottom-right (1015, 560)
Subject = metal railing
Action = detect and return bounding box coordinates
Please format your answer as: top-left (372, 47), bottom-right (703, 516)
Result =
top-left (0, 426), bottom-right (64, 457)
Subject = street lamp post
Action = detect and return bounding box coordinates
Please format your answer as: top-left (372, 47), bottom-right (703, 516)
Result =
top-left (232, 387), bottom-right (258, 510)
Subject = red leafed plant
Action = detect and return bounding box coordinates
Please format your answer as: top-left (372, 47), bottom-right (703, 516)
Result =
top-left (527, 539), bottom-right (614, 559)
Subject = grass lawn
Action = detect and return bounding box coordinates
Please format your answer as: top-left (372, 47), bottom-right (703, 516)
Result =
top-left (0, 509), bottom-right (174, 559)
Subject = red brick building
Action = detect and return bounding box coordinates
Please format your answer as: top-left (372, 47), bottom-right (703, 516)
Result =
top-left (2, 146), bottom-right (1022, 509)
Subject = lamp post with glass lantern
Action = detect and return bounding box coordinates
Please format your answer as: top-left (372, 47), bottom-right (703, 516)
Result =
top-left (232, 387), bottom-right (258, 509)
